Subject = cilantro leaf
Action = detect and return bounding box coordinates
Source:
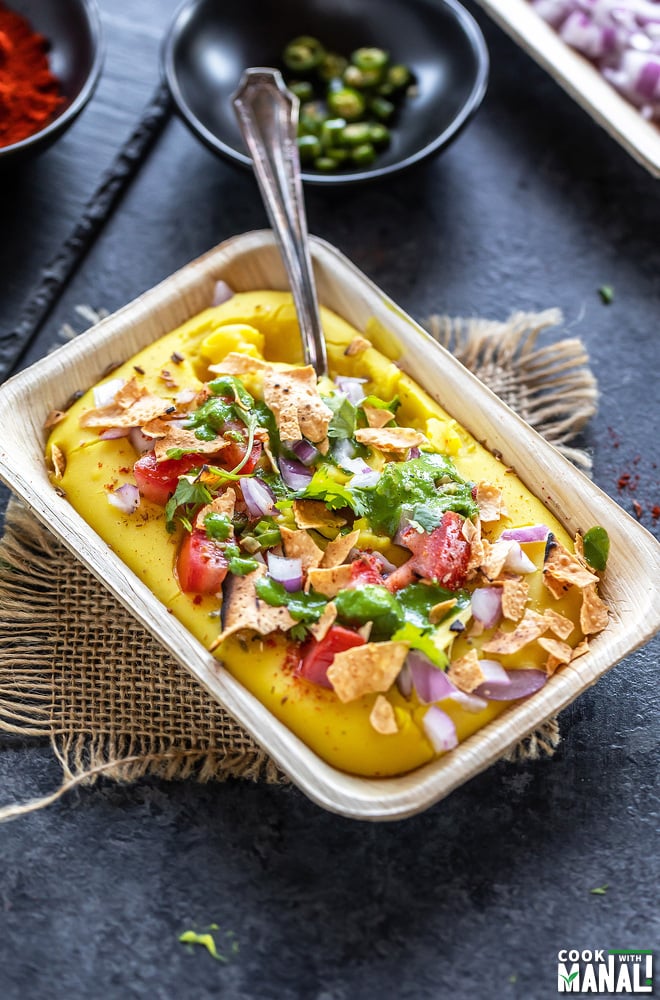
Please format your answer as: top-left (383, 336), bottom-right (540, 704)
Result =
top-left (582, 526), bottom-right (609, 571)
top-left (323, 392), bottom-right (358, 440)
top-left (334, 585), bottom-right (404, 640)
top-left (361, 394), bottom-right (400, 414)
top-left (165, 477), bottom-right (212, 533)
top-left (300, 464), bottom-right (366, 514)
top-left (397, 582), bottom-right (469, 629)
top-left (255, 576), bottom-right (327, 623)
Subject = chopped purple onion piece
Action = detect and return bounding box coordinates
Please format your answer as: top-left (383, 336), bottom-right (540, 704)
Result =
top-left (211, 280), bottom-right (234, 306)
top-left (423, 705), bottom-right (458, 752)
top-left (475, 668), bottom-right (547, 701)
top-left (106, 483), bottom-right (140, 514)
top-left (241, 477), bottom-right (277, 518)
top-left (267, 553), bottom-right (303, 592)
top-left (289, 440), bottom-right (320, 467)
top-left (279, 456), bottom-right (314, 491)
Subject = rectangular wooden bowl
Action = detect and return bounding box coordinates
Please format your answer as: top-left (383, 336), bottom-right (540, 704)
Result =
top-left (474, 0), bottom-right (660, 178)
top-left (0, 231), bottom-right (659, 821)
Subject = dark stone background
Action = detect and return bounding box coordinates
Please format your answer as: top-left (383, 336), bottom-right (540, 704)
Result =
top-left (0, 1), bottom-right (657, 998)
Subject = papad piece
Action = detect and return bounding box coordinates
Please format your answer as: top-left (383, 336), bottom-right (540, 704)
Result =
top-left (208, 352), bottom-right (270, 375)
top-left (354, 426), bottom-right (426, 453)
top-left (263, 366), bottom-right (332, 446)
top-left (344, 335), bottom-right (371, 356)
top-left (497, 575), bottom-right (529, 622)
top-left (211, 565), bottom-right (296, 649)
top-left (482, 608), bottom-right (549, 655)
top-left (142, 419), bottom-right (231, 463)
top-left (307, 602), bottom-right (337, 642)
top-left (369, 695), bottom-right (399, 735)
top-left (362, 404), bottom-right (394, 430)
top-left (580, 583), bottom-right (610, 635)
top-left (327, 641), bottom-right (408, 703)
top-left (571, 638), bottom-right (590, 661)
top-left (80, 377), bottom-right (172, 430)
top-left (429, 598), bottom-right (457, 625)
top-left (50, 443), bottom-right (66, 479)
top-left (475, 482), bottom-right (508, 523)
top-left (292, 499), bottom-right (346, 532)
top-left (542, 607), bottom-right (574, 641)
top-left (43, 409), bottom-right (67, 431)
top-left (543, 538), bottom-right (599, 598)
top-left (280, 526), bottom-right (324, 572)
top-left (195, 488), bottom-right (236, 530)
top-left (480, 539), bottom-right (513, 581)
top-left (321, 529), bottom-right (360, 569)
top-left (306, 564), bottom-right (354, 598)
top-left (538, 636), bottom-right (573, 675)
top-left (447, 649), bottom-right (486, 693)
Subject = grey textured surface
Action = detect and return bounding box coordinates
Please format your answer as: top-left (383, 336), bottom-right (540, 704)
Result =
top-left (0, 1), bottom-right (658, 998)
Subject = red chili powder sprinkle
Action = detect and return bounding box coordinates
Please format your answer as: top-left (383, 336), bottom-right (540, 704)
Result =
top-left (632, 500), bottom-right (643, 520)
top-left (652, 506), bottom-right (660, 521)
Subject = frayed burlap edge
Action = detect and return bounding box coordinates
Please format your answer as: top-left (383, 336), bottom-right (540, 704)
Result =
top-left (0, 309), bottom-right (596, 822)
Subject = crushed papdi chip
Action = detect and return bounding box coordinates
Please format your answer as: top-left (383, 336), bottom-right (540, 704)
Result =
top-left (292, 500), bottom-right (346, 532)
top-left (263, 366), bottom-right (332, 446)
top-left (482, 608), bottom-right (549, 655)
top-left (475, 482), bottom-right (508, 523)
top-left (362, 404), bottom-right (394, 430)
top-left (580, 583), bottom-right (610, 635)
top-left (344, 335), bottom-right (371, 356)
top-left (306, 564), bottom-right (354, 598)
top-left (571, 639), bottom-right (590, 660)
top-left (141, 418), bottom-right (231, 463)
top-left (308, 602), bottom-right (337, 642)
top-left (50, 443), bottom-right (66, 479)
top-left (447, 649), bottom-right (486, 693)
top-left (480, 539), bottom-right (513, 581)
top-left (542, 607), bottom-right (574, 641)
top-left (321, 529), bottom-right (360, 569)
top-left (497, 575), bottom-right (529, 622)
top-left (429, 598), bottom-right (457, 625)
top-left (327, 641), bottom-right (408, 703)
top-left (369, 695), bottom-right (398, 735)
top-left (280, 526), bottom-right (323, 572)
top-left (211, 566), bottom-right (295, 649)
top-left (543, 539), bottom-right (599, 598)
top-left (80, 378), bottom-right (171, 429)
top-left (538, 636), bottom-right (573, 675)
top-left (208, 352), bottom-right (270, 376)
top-left (354, 426), bottom-right (426, 453)
top-left (43, 409), bottom-right (67, 430)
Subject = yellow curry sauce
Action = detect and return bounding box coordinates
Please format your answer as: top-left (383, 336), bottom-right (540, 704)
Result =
top-left (46, 291), bottom-right (606, 777)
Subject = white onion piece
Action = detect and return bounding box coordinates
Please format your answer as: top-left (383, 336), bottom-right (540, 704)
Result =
top-left (99, 427), bottom-right (130, 440)
top-left (93, 377), bottom-right (125, 408)
top-left (503, 541), bottom-right (537, 574)
top-left (342, 457), bottom-right (372, 475)
top-left (106, 483), bottom-right (140, 514)
top-left (500, 524), bottom-right (549, 544)
top-left (471, 587), bottom-right (502, 629)
top-left (478, 659), bottom-right (511, 686)
top-left (408, 651), bottom-right (456, 704)
top-left (267, 553), bottom-right (303, 592)
top-left (475, 668), bottom-right (547, 701)
top-left (396, 661), bottom-right (413, 698)
top-left (449, 691), bottom-right (489, 713)
top-left (423, 706), bottom-right (458, 752)
top-left (334, 377), bottom-right (367, 405)
top-left (129, 427), bottom-right (155, 454)
top-left (349, 469), bottom-right (381, 490)
top-left (241, 477), bottom-right (277, 518)
top-left (211, 280), bottom-right (234, 306)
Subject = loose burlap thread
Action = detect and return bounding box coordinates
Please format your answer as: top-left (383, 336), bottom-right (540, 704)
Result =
top-left (0, 308), bottom-right (598, 822)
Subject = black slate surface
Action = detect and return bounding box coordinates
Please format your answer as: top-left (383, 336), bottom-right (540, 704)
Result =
top-left (0, 2), bottom-right (658, 998)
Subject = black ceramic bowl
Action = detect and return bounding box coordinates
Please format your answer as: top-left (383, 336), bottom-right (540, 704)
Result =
top-left (0, 0), bottom-right (103, 166)
top-left (162, 0), bottom-right (489, 185)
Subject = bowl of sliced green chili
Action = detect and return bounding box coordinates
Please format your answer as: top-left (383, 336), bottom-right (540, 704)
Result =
top-left (162, 0), bottom-right (489, 184)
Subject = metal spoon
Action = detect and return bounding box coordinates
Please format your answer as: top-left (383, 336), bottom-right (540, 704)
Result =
top-left (232, 68), bottom-right (328, 377)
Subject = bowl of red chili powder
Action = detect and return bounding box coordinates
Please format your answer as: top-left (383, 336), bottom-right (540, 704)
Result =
top-left (0, 0), bottom-right (103, 163)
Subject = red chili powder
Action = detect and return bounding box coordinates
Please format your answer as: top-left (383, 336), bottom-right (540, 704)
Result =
top-left (0, 2), bottom-right (64, 148)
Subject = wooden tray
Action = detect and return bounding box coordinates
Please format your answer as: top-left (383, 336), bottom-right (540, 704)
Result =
top-left (474, 0), bottom-right (660, 178)
top-left (0, 231), bottom-right (658, 820)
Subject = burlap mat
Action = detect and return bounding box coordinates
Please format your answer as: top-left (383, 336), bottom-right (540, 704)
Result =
top-left (0, 308), bottom-right (598, 821)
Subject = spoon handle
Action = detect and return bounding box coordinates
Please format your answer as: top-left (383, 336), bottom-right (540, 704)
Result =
top-left (232, 68), bottom-right (328, 377)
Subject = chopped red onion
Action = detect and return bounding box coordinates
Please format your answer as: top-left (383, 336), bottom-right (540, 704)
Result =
top-left (211, 280), bottom-right (234, 306)
top-left (500, 524), bottom-right (549, 544)
top-left (503, 541), bottom-right (537, 574)
top-left (279, 456), bottom-right (314, 491)
top-left (408, 651), bottom-right (456, 703)
top-left (408, 447), bottom-right (421, 459)
top-left (241, 477), bottom-right (277, 518)
top-left (471, 587), bottom-right (503, 629)
top-left (349, 469), bottom-right (381, 490)
top-left (478, 659), bottom-right (511, 686)
top-left (267, 553), bottom-right (303, 592)
top-left (449, 691), bottom-right (489, 713)
top-left (423, 705), bottom-right (458, 752)
top-left (106, 483), bottom-right (140, 514)
top-left (475, 668), bottom-right (547, 701)
top-left (93, 377), bottom-right (125, 408)
top-left (369, 550), bottom-right (398, 574)
top-left (99, 427), bottom-right (130, 440)
top-left (289, 440), bottom-right (320, 467)
top-left (129, 427), bottom-right (155, 454)
top-left (396, 661), bottom-right (413, 698)
top-left (335, 376), bottom-right (367, 405)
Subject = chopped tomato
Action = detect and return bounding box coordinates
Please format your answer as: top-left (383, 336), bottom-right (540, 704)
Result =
top-left (217, 434), bottom-right (262, 474)
top-left (394, 510), bottom-right (471, 590)
top-left (298, 625), bottom-right (365, 689)
top-left (177, 529), bottom-right (228, 594)
top-left (134, 452), bottom-right (210, 506)
top-left (349, 552), bottom-right (385, 587)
